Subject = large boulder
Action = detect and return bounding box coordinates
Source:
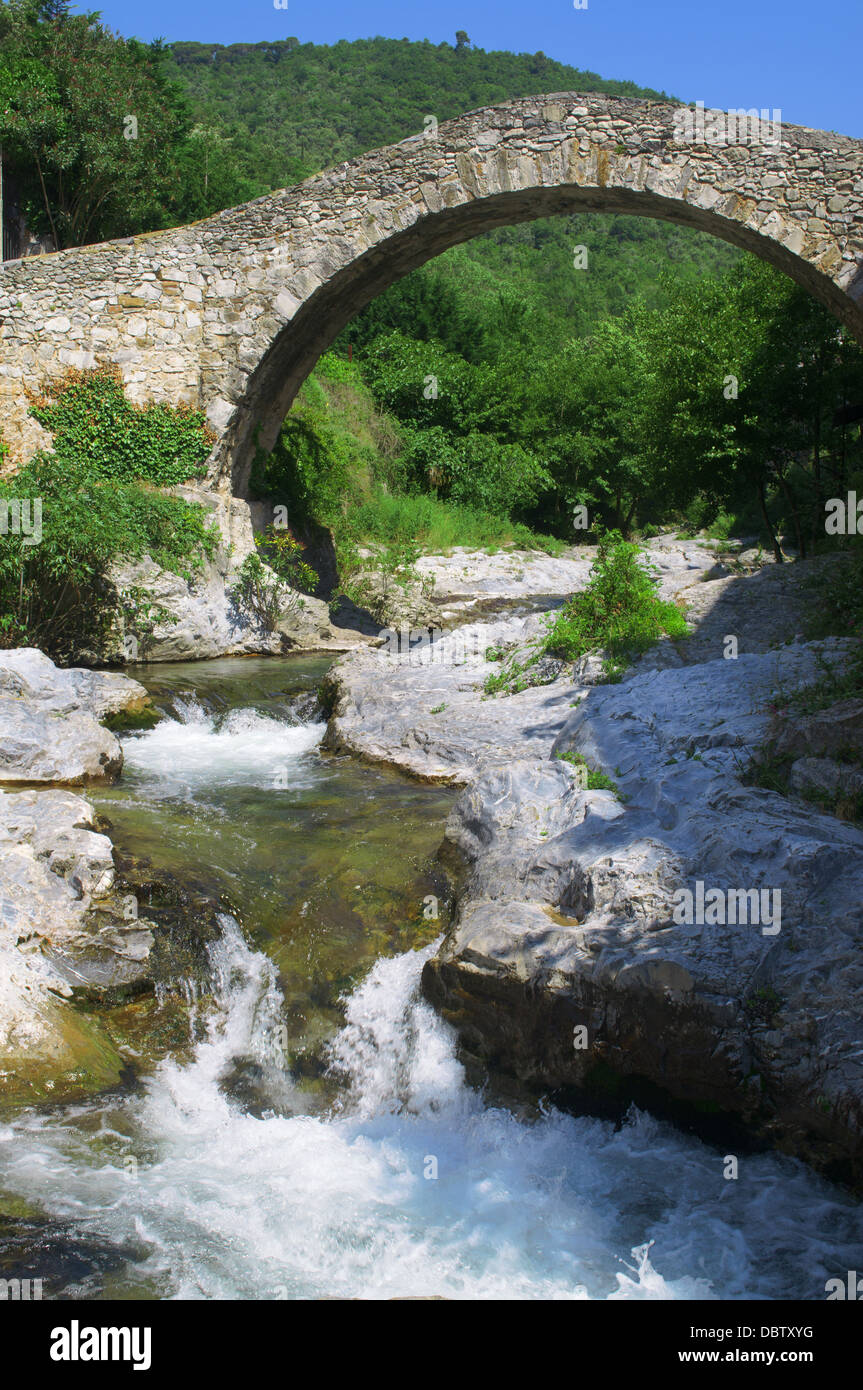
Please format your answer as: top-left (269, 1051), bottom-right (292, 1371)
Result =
top-left (422, 637), bottom-right (863, 1181)
top-left (0, 788), bottom-right (147, 1107)
top-left (0, 648), bottom-right (149, 785)
top-left (0, 700), bottom-right (122, 784)
top-left (789, 755), bottom-right (863, 803)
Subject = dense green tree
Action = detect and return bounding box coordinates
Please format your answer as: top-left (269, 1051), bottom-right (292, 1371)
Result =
top-left (334, 267), bottom-right (490, 362)
top-left (626, 261), bottom-right (863, 551)
top-left (0, 0), bottom-right (258, 246)
top-left (518, 317), bottom-right (653, 533)
top-left (161, 33), bottom-right (671, 189)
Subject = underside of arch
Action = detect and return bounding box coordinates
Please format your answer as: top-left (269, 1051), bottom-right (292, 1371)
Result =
top-left (221, 181), bottom-right (863, 496)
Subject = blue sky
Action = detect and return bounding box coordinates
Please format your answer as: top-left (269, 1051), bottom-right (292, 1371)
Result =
top-left (89, 0), bottom-right (859, 138)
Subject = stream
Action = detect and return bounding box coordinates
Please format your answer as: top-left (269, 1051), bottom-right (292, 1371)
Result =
top-left (0, 655), bottom-right (860, 1300)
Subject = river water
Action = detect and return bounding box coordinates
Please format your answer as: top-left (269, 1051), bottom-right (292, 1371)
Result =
top-left (0, 655), bottom-right (860, 1300)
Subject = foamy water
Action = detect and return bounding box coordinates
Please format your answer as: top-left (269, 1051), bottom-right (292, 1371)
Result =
top-left (122, 697), bottom-right (325, 796)
top-left (1, 920), bottom-right (860, 1300)
top-left (1, 689), bottom-right (860, 1300)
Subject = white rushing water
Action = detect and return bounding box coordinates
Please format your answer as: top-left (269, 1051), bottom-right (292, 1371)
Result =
top-left (121, 695), bottom-right (326, 797)
top-left (1, 917), bottom-right (860, 1301)
top-left (1, 694), bottom-right (860, 1300)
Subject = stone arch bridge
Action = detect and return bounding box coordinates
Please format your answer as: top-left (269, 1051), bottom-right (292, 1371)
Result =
top-left (1, 92), bottom-right (862, 494)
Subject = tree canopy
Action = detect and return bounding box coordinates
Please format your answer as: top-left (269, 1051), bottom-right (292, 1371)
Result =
top-left (0, 0), bottom-right (258, 247)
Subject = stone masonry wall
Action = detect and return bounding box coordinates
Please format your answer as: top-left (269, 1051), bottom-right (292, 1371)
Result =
top-left (1, 93), bottom-right (861, 492)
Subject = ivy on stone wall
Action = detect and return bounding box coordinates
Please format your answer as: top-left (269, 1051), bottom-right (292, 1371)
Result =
top-left (26, 367), bottom-right (215, 487)
top-left (0, 370), bottom-right (219, 661)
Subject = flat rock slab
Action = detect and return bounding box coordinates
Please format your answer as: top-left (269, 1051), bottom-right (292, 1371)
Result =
top-left (326, 612), bottom-right (578, 782)
top-left (326, 537), bottom-right (721, 782)
top-left (0, 647), bottom-right (149, 718)
top-left (416, 538), bottom-right (716, 617)
top-left (672, 552), bottom-right (843, 664)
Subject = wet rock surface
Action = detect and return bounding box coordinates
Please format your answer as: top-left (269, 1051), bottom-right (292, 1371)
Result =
top-left (0, 785), bottom-right (225, 1109)
top-left (0, 647), bottom-right (150, 720)
top-left (0, 649), bottom-right (218, 1106)
top-left (0, 788), bottom-right (132, 1106)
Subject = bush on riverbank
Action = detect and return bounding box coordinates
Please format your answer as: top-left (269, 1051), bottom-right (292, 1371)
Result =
top-left (0, 452), bottom-right (218, 664)
top-left (229, 526), bottom-right (318, 632)
top-left (0, 368), bottom-right (220, 661)
top-left (543, 532), bottom-right (688, 675)
top-left (483, 532), bottom-right (687, 696)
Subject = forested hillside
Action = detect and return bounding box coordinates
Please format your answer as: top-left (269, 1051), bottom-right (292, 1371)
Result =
top-left (163, 34), bottom-right (672, 186)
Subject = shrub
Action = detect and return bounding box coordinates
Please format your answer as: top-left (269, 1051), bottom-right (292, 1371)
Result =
top-left (334, 535), bottom-right (428, 624)
top-left (230, 553), bottom-right (304, 633)
top-left (0, 370), bottom-right (220, 659)
top-left (543, 531), bottom-right (688, 670)
top-left (483, 657), bottom-right (543, 697)
top-left (446, 431), bottom-right (551, 517)
top-left (314, 351), bottom-right (365, 386)
top-left (555, 749), bottom-right (621, 795)
top-left (0, 453), bottom-right (217, 662)
top-left (805, 548), bottom-right (863, 644)
top-left (255, 525), bottom-right (317, 594)
top-left (400, 426), bottom-right (551, 517)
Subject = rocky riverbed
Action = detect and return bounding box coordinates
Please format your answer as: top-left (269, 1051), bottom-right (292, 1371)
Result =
top-left (3, 532), bottom-right (862, 1184)
top-left (0, 650), bottom-right (160, 1105)
top-left (326, 535), bottom-right (863, 1182)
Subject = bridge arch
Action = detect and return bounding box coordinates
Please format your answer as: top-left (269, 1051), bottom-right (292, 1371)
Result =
top-left (1, 93), bottom-right (861, 491)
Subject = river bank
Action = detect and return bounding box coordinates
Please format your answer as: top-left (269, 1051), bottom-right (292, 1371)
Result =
top-left (325, 535), bottom-right (863, 1182)
top-left (1, 535), bottom-right (861, 1299)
